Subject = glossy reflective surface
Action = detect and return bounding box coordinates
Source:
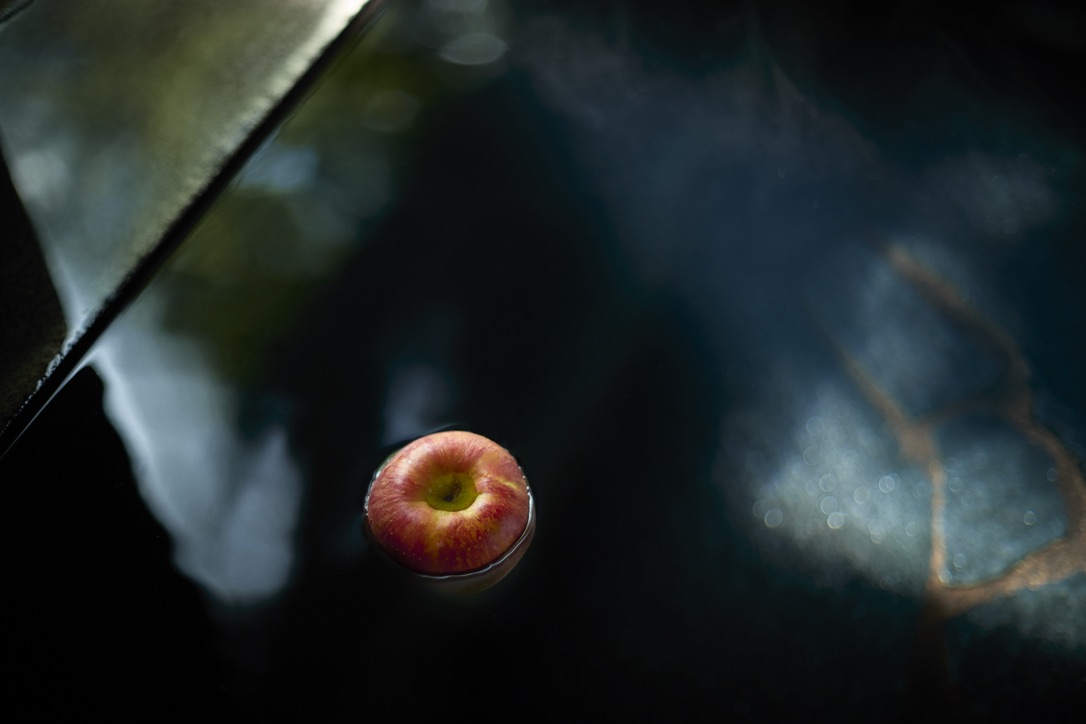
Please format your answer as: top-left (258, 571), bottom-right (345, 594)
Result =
top-left (4, 1), bottom-right (1086, 720)
top-left (0, 0), bottom-right (385, 449)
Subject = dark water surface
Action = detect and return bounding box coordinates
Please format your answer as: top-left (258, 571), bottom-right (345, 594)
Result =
top-left (5, 1), bottom-right (1086, 720)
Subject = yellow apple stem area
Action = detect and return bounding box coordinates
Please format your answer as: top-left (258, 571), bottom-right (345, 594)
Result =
top-left (422, 472), bottom-right (479, 512)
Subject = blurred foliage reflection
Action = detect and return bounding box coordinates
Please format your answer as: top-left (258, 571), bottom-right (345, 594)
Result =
top-left (160, 0), bottom-right (510, 385)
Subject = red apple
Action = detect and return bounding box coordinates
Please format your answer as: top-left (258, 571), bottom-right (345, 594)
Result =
top-left (363, 431), bottom-right (534, 592)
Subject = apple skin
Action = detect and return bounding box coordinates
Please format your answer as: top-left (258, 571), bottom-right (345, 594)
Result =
top-left (363, 431), bottom-right (532, 581)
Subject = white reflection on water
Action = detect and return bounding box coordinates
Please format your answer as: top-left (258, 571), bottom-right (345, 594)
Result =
top-left (241, 143), bottom-right (319, 194)
top-left (93, 289), bottom-right (300, 602)
top-left (439, 31), bottom-right (507, 66)
top-left (725, 379), bottom-right (932, 596)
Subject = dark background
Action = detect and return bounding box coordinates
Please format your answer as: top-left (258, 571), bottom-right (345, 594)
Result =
top-left (5, 2), bottom-right (1086, 721)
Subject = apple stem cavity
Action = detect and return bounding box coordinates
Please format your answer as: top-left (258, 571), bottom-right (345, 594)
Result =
top-left (424, 473), bottom-right (477, 512)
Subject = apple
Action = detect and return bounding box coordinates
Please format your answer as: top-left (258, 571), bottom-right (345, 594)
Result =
top-left (363, 430), bottom-right (535, 593)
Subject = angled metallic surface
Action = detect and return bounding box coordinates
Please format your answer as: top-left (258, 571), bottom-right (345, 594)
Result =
top-left (0, 0), bottom-right (387, 455)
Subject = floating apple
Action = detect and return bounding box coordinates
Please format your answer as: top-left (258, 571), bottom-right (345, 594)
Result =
top-left (363, 430), bottom-right (535, 593)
